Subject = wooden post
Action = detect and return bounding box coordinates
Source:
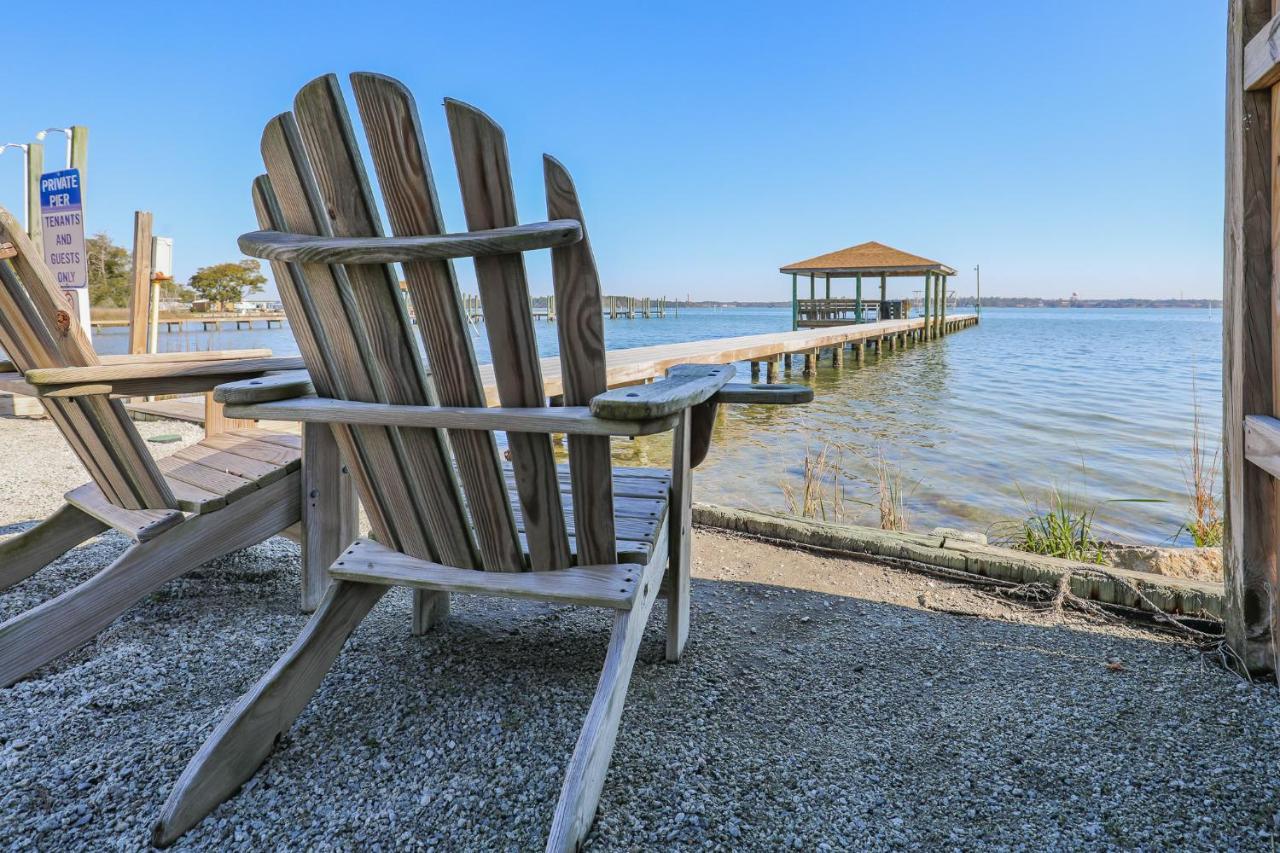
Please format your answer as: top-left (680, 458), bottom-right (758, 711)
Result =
top-left (791, 273), bottom-right (798, 330)
top-left (203, 394), bottom-right (253, 437)
top-left (855, 274), bottom-right (863, 322)
top-left (128, 212), bottom-right (153, 355)
top-left (856, 340), bottom-right (865, 363)
top-left (750, 361), bottom-right (760, 381)
top-left (940, 275), bottom-right (948, 335)
top-left (832, 343), bottom-right (844, 366)
top-left (809, 273), bottom-right (815, 299)
top-left (25, 143), bottom-right (42, 255)
top-left (879, 273), bottom-right (887, 320)
top-left (300, 422), bottom-right (358, 612)
top-left (784, 353), bottom-right (792, 370)
top-left (70, 126), bottom-right (88, 181)
top-left (766, 358), bottom-right (778, 383)
top-left (1225, 0), bottom-right (1280, 672)
top-left (926, 272), bottom-right (936, 338)
top-left (825, 274), bottom-right (831, 299)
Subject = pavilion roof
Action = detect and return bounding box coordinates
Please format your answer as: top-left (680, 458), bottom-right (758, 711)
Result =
top-left (780, 241), bottom-right (955, 277)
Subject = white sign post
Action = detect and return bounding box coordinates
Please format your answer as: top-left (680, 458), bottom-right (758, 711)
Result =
top-left (38, 168), bottom-right (90, 340)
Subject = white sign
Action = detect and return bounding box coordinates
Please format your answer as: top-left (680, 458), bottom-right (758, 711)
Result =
top-left (152, 236), bottom-right (173, 280)
top-left (38, 168), bottom-right (90, 339)
top-left (39, 169), bottom-right (87, 288)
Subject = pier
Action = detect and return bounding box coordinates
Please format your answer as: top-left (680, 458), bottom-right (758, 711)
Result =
top-left (11, 313), bottom-right (978, 426)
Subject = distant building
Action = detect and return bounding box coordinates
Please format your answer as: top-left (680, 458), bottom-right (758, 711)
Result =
top-left (235, 298), bottom-right (284, 313)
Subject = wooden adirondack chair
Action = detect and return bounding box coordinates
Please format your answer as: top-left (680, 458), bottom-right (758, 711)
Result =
top-left (0, 208), bottom-right (335, 689)
top-left (152, 73), bottom-right (811, 850)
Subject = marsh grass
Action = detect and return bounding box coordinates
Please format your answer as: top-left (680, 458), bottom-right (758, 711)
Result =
top-left (781, 443), bottom-right (852, 522)
top-left (875, 451), bottom-right (909, 532)
top-left (780, 443), bottom-right (914, 530)
top-left (1180, 379), bottom-right (1223, 548)
top-left (994, 483), bottom-right (1107, 563)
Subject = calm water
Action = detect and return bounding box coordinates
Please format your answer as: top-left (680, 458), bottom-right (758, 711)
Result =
top-left (89, 306), bottom-right (1223, 545)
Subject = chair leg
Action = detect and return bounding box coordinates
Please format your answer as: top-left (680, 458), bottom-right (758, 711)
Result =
top-left (152, 580), bottom-right (386, 848)
top-left (0, 474), bottom-right (299, 688)
top-left (0, 503), bottom-right (107, 592)
top-left (547, 531), bottom-right (667, 851)
top-left (666, 409), bottom-right (693, 663)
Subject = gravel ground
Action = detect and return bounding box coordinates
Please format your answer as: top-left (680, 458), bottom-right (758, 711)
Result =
top-left (2, 416), bottom-right (1280, 850)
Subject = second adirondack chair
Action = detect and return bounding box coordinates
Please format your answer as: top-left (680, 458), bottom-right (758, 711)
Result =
top-left (152, 72), bottom-right (811, 849)
top-left (0, 208), bottom-right (348, 688)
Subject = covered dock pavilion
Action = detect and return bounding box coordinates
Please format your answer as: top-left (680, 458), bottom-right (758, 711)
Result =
top-left (780, 241), bottom-right (956, 334)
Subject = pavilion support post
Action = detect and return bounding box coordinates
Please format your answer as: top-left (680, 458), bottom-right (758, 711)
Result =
top-left (855, 274), bottom-right (863, 322)
top-left (1224, 0), bottom-right (1280, 674)
top-left (940, 275), bottom-right (948, 335)
top-left (825, 274), bottom-right (831, 300)
top-left (791, 273), bottom-right (798, 330)
top-left (926, 272), bottom-right (936, 338)
top-left (932, 274), bottom-right (942, 338)
top-left (809, 273), bottom-right (815, 300)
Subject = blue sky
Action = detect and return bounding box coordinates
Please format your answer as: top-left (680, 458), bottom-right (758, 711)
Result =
top-left (1, 1), bottom-right (1223, 300)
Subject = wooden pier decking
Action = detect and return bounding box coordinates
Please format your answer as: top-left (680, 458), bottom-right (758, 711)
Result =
top-left (83, 313), bottom-right (975, 423)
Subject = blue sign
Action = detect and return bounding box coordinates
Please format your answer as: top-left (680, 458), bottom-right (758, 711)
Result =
top-left (39, 168), bottom-right (82, 209)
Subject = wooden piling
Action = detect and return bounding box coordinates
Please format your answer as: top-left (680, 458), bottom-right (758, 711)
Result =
top-left (766, 358), bottom-right (779, 383)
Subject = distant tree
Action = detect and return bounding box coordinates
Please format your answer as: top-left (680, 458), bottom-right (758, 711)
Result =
top-left (86, 232), bottom-right (132, 307)
top-left (187, 260), bottom-right (266, 310)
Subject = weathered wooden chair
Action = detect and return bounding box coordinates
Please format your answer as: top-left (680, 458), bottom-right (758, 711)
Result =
top-left (152, 73), bottom-right (810, 850)
top-left (0, 207), bottom-right (330, 688)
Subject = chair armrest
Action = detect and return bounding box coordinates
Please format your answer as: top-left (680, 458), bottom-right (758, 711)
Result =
top-left (590, 363), bottom-right (735, 420)
top-left (97, 348), bottom-right (274, 365)
top-left (25, 356), bottom-right (305, 387)
top-left (239, 219), bottom-right (581, 264)
top-left (214, 370), bottom-right (314, 405)
top-left (710, 382), bottom-right (813, 405)
top-left (223, 396), bottom-right (678, 436)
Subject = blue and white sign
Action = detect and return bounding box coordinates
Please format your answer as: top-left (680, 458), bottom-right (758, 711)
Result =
top-left (39, 168), bottom-right (87, 289)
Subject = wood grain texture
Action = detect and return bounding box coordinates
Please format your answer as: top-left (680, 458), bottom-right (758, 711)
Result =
top-left (1246, 10), bottom-right (1280, 89)
top-left (301, 422), bottom-right (357, 613)
top-left (666, 409), bottom-right (692, 661)
top-left (591, 363), bottom-right (735, 420)
top-left (1245, 414), bottom-right (1280, 478)
top-left (238, 219), bottom-right (580, 263)
top-left (293, 75), bottom-right (476, 598)
top-left (223, 396), bottom-right (678, 436)
top-left (98, 349), bottom-right (274, 365)
top-left (545, 154), bottom-right (617, 567)
top-left (63, 483), bottom-right (184, 542)
top-left (0, 216), bottom-right (175, 511)
top-left (0, 504), bottom-right (106, 592)
top-left (547, 522), bottom-right (669, 850)
top-left (213, 370), bottom-right (314, 404)
top-left (152, 580), bottom-right (387, 847)
top-left (25, 356), bottom-right (303, 386)
top-left (351, 71), bottom-right (524, 573)
top-left (0, 472), bottom-right (300, 689)
top-left (1225, 0), bottom-right (1280, 672)
top-left (447, 97), bottom-right (571, 571)
top-left (329, 538), bottom-right (642, 609)
top-left (128, 212), bottom-right (152, 354)
top-left (260, 112), bottom-right (441, 564)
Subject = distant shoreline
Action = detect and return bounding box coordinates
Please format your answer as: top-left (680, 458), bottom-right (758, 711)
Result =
top-left (678, 299), bottom-right (1222, 309)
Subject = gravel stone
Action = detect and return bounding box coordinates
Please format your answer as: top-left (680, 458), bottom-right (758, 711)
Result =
top-left (1, 416), bottom-right (1279, 849)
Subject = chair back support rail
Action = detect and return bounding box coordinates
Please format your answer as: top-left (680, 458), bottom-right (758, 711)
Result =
top-left (0, 209), bottom-right (176, 510)
top-left (244, 72), bottom-right (618, 582)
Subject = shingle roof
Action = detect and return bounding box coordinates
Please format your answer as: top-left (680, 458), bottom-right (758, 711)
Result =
top-left (780, 241), bottom-right (954, 276)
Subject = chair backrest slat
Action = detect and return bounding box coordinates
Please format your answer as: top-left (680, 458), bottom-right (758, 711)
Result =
top-left (351, 72), bottom-right (525, 572)
top-left (544, 157), bottom-right (617, 565)
top-left (0, 210), bottom-right (175, 510)
top-left (250, 176), bottom-right (393, 538)
top-left (446, 99), bottom-right (572, 570)
top-left (259, 115), bottom-right (451, 562)
top-left (291, 76), bottom-right (476, 570)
